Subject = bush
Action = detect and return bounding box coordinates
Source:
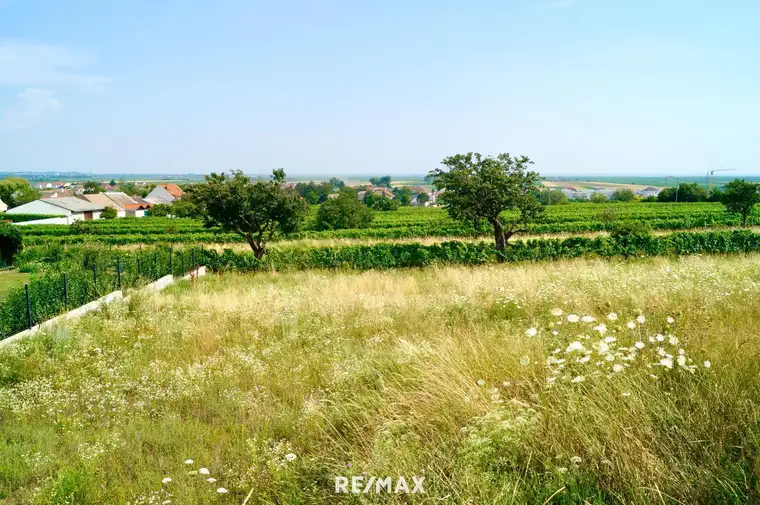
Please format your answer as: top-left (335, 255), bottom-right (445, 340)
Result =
top-left (610, 221), bottom-right (652, 239)
top-left (101, 207), bottom-right (118, 219)
top-left (0, 223), bottom-right (22, 265)
top-left (315, 193), bottom-right (373, 230)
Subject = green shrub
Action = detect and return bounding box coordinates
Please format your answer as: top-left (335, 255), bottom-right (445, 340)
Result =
top-left (0, 223), bottom-right (22, 265)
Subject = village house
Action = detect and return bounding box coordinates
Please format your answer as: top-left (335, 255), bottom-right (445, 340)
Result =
top-left (145, 184), bottom-right (184, 205)
top-left (6, 197), bottom-right (106, 224)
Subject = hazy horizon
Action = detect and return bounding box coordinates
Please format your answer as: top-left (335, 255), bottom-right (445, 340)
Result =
top-left (3, 0), bottom-right (760, 176)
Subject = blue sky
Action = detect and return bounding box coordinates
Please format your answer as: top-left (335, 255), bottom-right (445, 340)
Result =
top-left (1, 0), bottom-right (759, 176)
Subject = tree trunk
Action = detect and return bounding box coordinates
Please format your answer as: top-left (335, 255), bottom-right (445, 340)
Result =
top-left (248, 238), bottom-right (267, 259)
top-left (492, 219), bottom-right (507, 262)
top-left (744, 213), bottom-right (749, 227)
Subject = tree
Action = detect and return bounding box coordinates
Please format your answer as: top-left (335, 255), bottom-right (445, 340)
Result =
top-left (611, 189), bottom-right (635, 202)
top-left (315, 190), bottom-right (374, 230)
top-left (657, 183), bottom-right (707, 202)
top-left (590, 192), bottom-right (608, 203)
top-left (721, 179), bottom-right (760, 226)
top-left (369, 176), bottom-right (392, 188)
top-left (0, 223), bottom-right (22, 265)
top-left (148, 203), bottom-right (172, 217)
top-left (364, 192), bottom-right (399, 211)
top-left (101, 206), bottom-right (118, 219)
top-left (538, 190), bottom-right (568, 205)
top-left (109, 179), bottom-right (117, 186)
top-left (429, 152), bottom-right (543, 256)
top-left (83, 181), bottom-right (102, 194)
top-left (170, 197), bottom-right (202, 218)
top-left (416, 192), bottom-right (430, 205)
top-left (329, 177), bottom-right (345, 190)
top-left (392, 186), bottom-right (412, 206)
top-left (0, 177), bottom-right (39, 208)
top-left (193, 169), bottom-right (308, 258)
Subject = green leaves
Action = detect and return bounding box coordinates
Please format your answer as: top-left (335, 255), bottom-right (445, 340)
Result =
top-left (721, 180), bottom-right (760, 226)
top-left (429, 152), bottom-right (544, 250)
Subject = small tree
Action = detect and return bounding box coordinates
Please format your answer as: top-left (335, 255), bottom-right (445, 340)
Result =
top-left (101, 206), bottom-right (118, 219)
top-left (611, 189), bottom-right (635, 202)
top-left (721, 179), bottom-right (760, 226)
top-left (194, 169), bottom-right (308, 258)
top-left (148, 203), bottom-right (172, 217)
top-left (429, 152), bottom-right (543, 257)
top-left (416, 192), bottom-right (430, 205)
top-left (316, 190), bottom-right (374, 230)
top-left (590, 192), bottom-right (608, 203)
top-left (0, 223), bottom-right (22, 265)
top-left (83, 181), bottom-right (102, 194)
top-left (109, 179), bottom-right (117, 186)
top-left (0, 177), bottom-right (39, 208)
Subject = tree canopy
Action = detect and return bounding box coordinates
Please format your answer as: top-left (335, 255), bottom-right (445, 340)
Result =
top-left (0, 177), bottom-right (39, 208)
top-left (369, 176), bottom-right (392, 188)
top-left (83, 181), bottom-right (102, 194)
top-left (721, 179), bottom-right (760, 226)
top-left (315, 189), bottom-right (373, 230)
top-left (657, 183), bottom-right (708, 202)
top-left (0, 223), bottom-right (23, 265)
top-left (101, 206), bottom-right (118, 219)
top-left (193, 169), bottom-right (308, 258)
top-left (611, 189), bottom-right (635, 202)
top-left (429, 152), bottom-right (543, 256)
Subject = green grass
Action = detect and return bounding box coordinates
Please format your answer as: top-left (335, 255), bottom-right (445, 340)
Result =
top-left (0, 271), bottom-right (29, 300)
top-left (1, 256), bottom-right (760, 502)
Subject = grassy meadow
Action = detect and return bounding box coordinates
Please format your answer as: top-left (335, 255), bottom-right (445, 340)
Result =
top-left (2, 256), bottom-right (760, 503)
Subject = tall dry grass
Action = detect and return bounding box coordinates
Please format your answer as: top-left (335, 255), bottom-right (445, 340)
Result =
top-left (1, 255), bottom-right (760, 503)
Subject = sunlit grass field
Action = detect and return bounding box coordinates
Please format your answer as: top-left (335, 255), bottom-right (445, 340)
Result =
top-left (2, 256), bottom-right (760, 503)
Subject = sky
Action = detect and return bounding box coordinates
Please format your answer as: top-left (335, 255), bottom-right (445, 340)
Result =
top-left (1, 0), bottom-right (760, 177)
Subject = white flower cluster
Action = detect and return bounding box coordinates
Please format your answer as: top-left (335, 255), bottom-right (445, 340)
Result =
top-left (544, 310), bottom-right (711, 385)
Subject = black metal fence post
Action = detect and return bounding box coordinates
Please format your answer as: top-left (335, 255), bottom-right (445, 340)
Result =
top-left (63, 273), bottom-right (68, 309)
top-left (191, 249), bottom-right (196, 271)
top-left (181, 251), bottom-right (185, 274)
top-left (154, 251), bottom-right (159, 281)
top-left (137, 256), bottom-right (141, 277)
top-left (117, 256), bottom-right (122, 290)
top-left (25, 283), bottom-right (32, 329)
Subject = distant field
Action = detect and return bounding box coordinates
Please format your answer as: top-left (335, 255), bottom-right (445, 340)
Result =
top-left (542, 175), bottom-right (760, 190)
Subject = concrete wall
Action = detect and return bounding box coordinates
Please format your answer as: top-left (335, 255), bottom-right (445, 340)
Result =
top-left (14, 217), bottom-right (72, 226)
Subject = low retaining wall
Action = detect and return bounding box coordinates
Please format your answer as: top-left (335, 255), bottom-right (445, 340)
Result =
top-left (0, 266), bottom-right (208, 348)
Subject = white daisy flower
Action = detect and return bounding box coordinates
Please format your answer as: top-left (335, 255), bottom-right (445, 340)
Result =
top-left (217, 488), bottom-right (229, 494)
top-left (636, 315), bottom-right (646, 324)
top-left (526, 327), bottom-right (538, 337)
top-left (551, 308), bottom-right (563, 316)
top-left (199, 468), bottom-right (210, 475)
top-left (162, 477), bottom-right (172, 484)
top-left (607, 313), bottom-right (618, 321)
top-left (285, 453), bottom-right (297, 462)
top-left (567, 314), bottom-right (580, 323)
top-left (626, 321), bottom-right (636, 329)
top-left (704, 360), bottom-right (711, 368)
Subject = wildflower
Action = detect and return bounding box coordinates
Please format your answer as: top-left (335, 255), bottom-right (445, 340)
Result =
top-left (603, 336), bottom-right (616, 344)
top-left (551, 308), bottom-right (563, 316)
top-left (557, 467), bottom-right (568, 473)
top-left (593, 324), bottom-right (607, 334)
top-left (677, 355), bottom-right (687, 367)
top-left (626, 321), bottom-right (636, 329)
top-left (571, 376), bottom-right (585, 383)
top-left (476, 379), bottom-right (485, 386)
top-left (199, 468), bottom-right (210, 475)
top-left (217, 488), bottom-right (228, 494)
top-left (668, 336), bottom-right (679, 346)
top-left (656, 334), bottom-right (665, 342)
top-left (581, 315), bottom-right (595, 323)
top-left (184, 459), bottom-right (194, 465)
top-left (634, 341), bottom-right (645, 349)
top-left (526, 327), bottom-right (538, 337)
top-left (502, 381), bottom-right (512, 388)
top-left (704, 360), bottom-right (711, 368)
top-left (598, 342), bottom-right (609, 354)
top-left (207, 477), bottom-right (217, 483)
top-left (622, 392), bottom-right (631, 397)
top-left (520, 356), bottom-right (530, 366)
top-left (547, 377), bottom-right (556, 384)
top-left (285, 453), bottom-right (297, 462)
top-left (637, 315), bottom-right (646, 324)
top-left (552, 330), bottom-right (558, 336)
top-left (607, 312), bottom-right (618, 321)
top-left (567, 314), bottom-right (580, 323)
top-left (570, 456), bottom-right (582, 464)
top-left (612, 364), bottom-right (624, 373)
top-left (163, 501), bottom-right (172, 505)
top-left (577, 355), bottom-right (591, 364)
top-left (162, 477), bottom-right (172, 484)
top-left (659, 358), bottom-right (673, 369)
top-left (667, 316), bottom-right (675, 324)
top-left (566, 341), bottom-right (585, 353)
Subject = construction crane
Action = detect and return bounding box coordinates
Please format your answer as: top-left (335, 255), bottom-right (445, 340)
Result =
top-left (707, 168), bottom-right (736, 191)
